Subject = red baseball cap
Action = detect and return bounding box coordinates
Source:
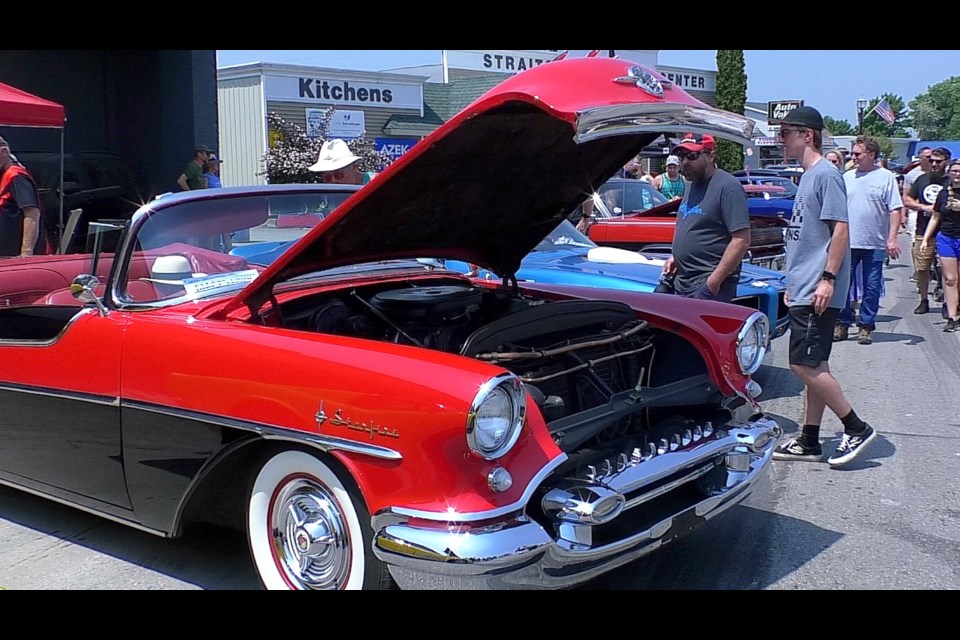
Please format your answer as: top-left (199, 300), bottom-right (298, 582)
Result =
top-left (672, 133), bottom-right (716, 154)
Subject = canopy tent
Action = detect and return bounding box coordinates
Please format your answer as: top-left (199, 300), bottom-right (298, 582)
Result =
top-left (0, 82), bottom-right (67, 250)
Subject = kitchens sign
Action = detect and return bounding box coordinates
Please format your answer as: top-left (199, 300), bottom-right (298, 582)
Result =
top-left (768, 100), bottom-right (804, 124)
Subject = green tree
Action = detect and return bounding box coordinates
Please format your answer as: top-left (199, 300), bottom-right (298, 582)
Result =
top-left (714, 50), bottom-right (747, 173)
top-left (908, 76), bottom-right (960, 139)
top-left (823, 116), bottom-right (855, 136)
top-left (262, 110), bottom-right (392, 184)
top-left (861, 94), bottom-right (909, 137)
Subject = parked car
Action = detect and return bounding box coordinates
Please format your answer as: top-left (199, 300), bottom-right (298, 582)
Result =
top-left (736, 175), bottom-right (796, 220)
top-left (0, 57), bottom-right (781, 590)
top-left (583, 177), bottom-right (788, 269)
top-left (440, 220), bottom-right (789, 341)
top-left (16, 151), bottom-right (147, 254)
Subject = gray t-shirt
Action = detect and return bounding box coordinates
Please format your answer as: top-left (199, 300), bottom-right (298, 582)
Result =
top-left (844, 167), bottom-right (903, 250)
top-left (785, 158), bottom-right (851, 308)
top-left (672, 169), bottom-right (750, 295)
top-left (903, 166), bottom-right (925, 194)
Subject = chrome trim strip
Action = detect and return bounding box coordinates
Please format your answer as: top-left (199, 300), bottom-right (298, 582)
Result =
top-left (0, 477), bottom-right (166, 537)
top-left (736, 311), bottom-right (769, 375)
top-left (373, 452), bottom-right (569, 525)
top-left (622, 463), bottom-right (714, 510)
top-left (0, 307), bottom-right (95, 346)
top-left (0, 382), bottom-right (119, 407)
top-left (122, 400), bottom-right (402, 461)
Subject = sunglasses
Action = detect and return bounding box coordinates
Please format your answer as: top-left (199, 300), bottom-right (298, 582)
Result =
top-left (675, 150), bottom-right (704, 161)
top-left (930, 158), bottom-right (946, 165)
top-left (828, 158), bottom-right (841, 164)
top-left (778, 128), bottom-right (806, 137)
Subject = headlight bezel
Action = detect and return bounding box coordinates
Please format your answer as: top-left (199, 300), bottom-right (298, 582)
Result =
top-left (466, 373), bottom-right (526, 460)
top-left (736, 311), bottom-right (769, 375)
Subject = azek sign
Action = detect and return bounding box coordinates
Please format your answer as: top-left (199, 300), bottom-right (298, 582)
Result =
top-left (265, 74), bottom-right (422, 111)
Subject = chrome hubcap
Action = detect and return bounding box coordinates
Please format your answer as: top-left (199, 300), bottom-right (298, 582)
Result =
top-left (270, 477), bottom-right (350, 590)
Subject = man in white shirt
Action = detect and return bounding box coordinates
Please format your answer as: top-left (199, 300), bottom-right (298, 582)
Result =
top-left (834, 136), bottom-right (903, 345)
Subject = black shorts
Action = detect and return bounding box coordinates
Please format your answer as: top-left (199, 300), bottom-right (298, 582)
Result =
top-left (788, 306), bottom-right (840, 367)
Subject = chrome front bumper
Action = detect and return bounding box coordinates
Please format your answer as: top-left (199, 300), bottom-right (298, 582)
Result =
top-left (372, 414), bottom-right (781, 590)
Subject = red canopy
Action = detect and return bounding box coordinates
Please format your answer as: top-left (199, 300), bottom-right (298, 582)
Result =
top-left (0, 82), bottom-right (65, 128)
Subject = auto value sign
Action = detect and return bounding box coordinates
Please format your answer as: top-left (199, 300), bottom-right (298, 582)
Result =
top-left (768, 100), bottom-right (804, 124)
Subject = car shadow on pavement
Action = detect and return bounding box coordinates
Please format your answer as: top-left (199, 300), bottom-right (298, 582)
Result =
top-left (752, 365), bottom-right (804, 402)
top-left (584, 503), bottom-right (843, 589)
top-left (0, 486), bottom-right (260, 589)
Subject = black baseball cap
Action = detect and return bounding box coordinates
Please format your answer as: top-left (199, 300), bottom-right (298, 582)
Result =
top-left (779, 106), bottom-right (824, 131)
top-left (195, 144), bottom-right (214, 154)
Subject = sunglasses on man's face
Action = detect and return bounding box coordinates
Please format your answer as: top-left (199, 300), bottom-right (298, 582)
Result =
top-left (930, 158), bottom-right (946, 165)
top-left (676, 150), bottom-right (704, 162)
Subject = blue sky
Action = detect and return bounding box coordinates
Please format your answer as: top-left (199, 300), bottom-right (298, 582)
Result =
top-left (216, 50), bottom-right (959, 127)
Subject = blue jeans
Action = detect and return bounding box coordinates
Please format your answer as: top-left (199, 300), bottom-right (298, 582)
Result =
top-left (839, 248), bottom-right (886, 330)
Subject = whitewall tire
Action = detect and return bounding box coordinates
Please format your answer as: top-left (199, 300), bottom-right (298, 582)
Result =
top-left (247, 449), bottom-right (379, 590)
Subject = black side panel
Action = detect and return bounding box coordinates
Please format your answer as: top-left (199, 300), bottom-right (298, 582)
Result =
top-left (122, 405), bottom-right (242, 533)
top-left (0, 388), bottom-right (129, 508)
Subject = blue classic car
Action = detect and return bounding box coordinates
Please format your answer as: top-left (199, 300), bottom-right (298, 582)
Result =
top-left (443, 220), bottom-right (789, 341)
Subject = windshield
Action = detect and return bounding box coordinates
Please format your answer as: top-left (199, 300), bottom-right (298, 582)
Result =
top-left (533, 220), bottom-right (597, 252)
top-left (117, 189), bottom-right (358, 304)
top-left (595, 179), bottom-right (671, 216)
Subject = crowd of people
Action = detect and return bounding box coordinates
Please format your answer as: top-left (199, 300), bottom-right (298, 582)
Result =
top-left (603, 110), bottom-right (958, 469)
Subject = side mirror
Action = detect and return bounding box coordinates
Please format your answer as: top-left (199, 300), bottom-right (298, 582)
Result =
top-left (70, 274), bottom-right (109, 316)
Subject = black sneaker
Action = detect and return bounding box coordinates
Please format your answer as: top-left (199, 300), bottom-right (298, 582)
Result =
top-left (773, 438), bottom-right (823, 462)
top-left (944, 318), bottom-right (959, 333)
top-left (827, 425), bottom-right (877, 467)
top-left (914, 299), bottom-right (929, 315)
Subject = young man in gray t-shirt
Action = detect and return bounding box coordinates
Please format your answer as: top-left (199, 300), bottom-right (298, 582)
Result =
top-left (772, 106), bottom-right (877, 468)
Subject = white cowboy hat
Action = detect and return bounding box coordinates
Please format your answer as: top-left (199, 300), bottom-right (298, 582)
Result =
top-left (142, 255), bottom-right (206, 285)
top-left (309, 139), bottom-right (360, 173)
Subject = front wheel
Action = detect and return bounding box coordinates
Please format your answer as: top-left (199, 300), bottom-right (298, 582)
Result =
top-left (247, 449), bottom-right (388, 590)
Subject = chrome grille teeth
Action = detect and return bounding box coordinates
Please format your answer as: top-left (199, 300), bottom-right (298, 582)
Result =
top-left (704, 422), bottom-right (714, 437)
top-left (631, 447), bottom-right (643, 465)
top-left (617, 453), bottom-right (629, 472)
top-left (670, 434), bottom-right (681, 451)
top-left (645, 443), bottom-right (657, 460)
top-left (586, 465), bottom-right (598, 481)
top-left (658, 438), bottom-right (669, 455)
top-left (601, 459), bottom-right (613, 476)
top-left (693, 426), bottom-right (703, 441)
top-left (682, 429), bottom-right (693, 446)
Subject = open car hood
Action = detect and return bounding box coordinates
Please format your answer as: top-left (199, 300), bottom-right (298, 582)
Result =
top-left (228, 57), bottom-right (755, 314)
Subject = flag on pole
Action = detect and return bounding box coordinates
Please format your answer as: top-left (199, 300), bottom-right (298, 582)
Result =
top-left (871, 98), bottom-right (896, 125)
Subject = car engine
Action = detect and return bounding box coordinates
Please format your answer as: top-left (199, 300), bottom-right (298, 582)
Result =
top-left (279, 280), bottom-right (731, 462)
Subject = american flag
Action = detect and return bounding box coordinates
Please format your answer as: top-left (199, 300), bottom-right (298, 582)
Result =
top-left (871, 98), bottom-right (896, 125)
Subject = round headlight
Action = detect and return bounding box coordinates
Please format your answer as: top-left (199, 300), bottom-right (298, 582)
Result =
top-left (467, 374), bottom-right (525, 460)
top-left (737, 312), bottom-right (769, 375)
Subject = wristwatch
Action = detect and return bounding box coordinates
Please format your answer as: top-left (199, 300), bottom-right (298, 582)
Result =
top-left (821, 270), bottom-right (837, 282)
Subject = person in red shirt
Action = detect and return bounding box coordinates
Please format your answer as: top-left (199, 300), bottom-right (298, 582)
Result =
top-left (0, 136), bottom-right (44, 257)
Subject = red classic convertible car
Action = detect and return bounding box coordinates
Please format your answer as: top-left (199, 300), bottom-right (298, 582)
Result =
top-left (0, 57), bottom-right (780, 590)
